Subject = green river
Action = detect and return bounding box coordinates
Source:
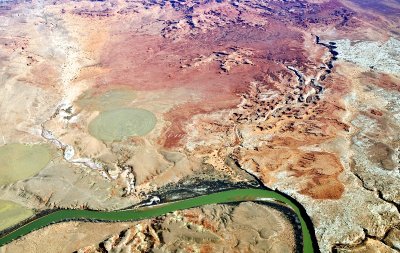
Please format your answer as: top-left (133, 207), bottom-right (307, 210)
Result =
top-left (0, 189), bottom-right (315, 252)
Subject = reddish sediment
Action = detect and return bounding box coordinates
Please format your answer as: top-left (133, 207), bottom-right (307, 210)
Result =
top-left (96, 20), bottom-right (311, 148)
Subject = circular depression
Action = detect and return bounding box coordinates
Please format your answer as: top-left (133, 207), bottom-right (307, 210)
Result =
top-left (76, 88), bottom-right (137, 111)
top-left (0, 200), bottom-right (33, 231)
top-left (88, 108), bottom-right (157, 141)
top-left (0, 143), bottom-right (52, 186)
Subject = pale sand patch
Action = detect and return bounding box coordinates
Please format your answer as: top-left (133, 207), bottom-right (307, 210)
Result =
top-left (0, 222), bottom-right (135, 253)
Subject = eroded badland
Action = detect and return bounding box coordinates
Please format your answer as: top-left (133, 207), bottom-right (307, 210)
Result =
top-left (0, 0), bottom-right (399, 252)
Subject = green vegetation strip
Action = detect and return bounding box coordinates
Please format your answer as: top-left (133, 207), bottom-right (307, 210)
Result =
top-left (0, 189), bottom-right (313, 252)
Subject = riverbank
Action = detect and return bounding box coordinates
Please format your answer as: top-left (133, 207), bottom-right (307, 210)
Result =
top-left (0, 188), bottom-right (317, 252)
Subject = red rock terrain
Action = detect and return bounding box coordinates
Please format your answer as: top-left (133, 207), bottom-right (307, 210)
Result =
top-left (0, 0), bottom-right (399, 252)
